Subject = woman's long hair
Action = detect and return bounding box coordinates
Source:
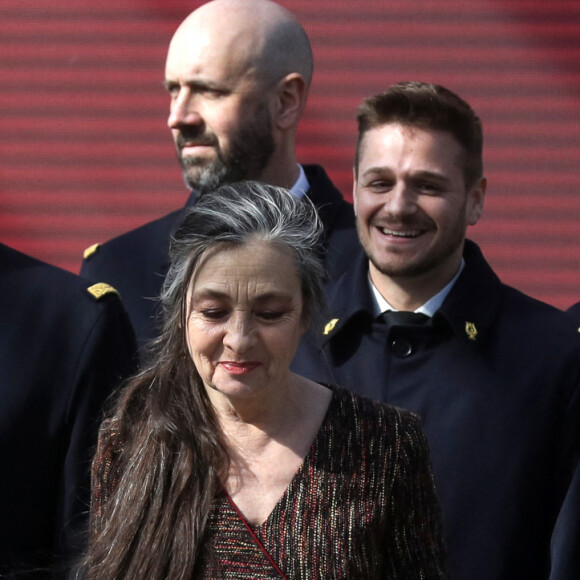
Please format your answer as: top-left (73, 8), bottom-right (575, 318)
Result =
top-left (84, 182), bottom-right (324, 579)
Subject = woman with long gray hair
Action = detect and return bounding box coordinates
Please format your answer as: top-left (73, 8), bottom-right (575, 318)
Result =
top-left (85, 181), bottom-right (446, 579)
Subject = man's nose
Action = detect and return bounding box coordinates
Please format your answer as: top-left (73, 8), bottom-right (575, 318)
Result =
top-left (167, 89), bottom-right (203, 129)
top-left (383, 183), bottom-right (418, 217)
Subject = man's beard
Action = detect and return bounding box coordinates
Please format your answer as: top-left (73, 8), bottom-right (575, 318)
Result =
top-left (177, 101), bottom-right (275, 196)
top-left (359, 212), bottom-right (468, 280)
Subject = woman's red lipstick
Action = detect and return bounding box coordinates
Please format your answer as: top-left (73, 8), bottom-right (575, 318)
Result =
top-left (219, 361), bottom-right (261, 375)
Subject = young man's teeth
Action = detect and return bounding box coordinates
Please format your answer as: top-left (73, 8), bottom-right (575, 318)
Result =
top-left (381, 228), bottom-right (420, 237)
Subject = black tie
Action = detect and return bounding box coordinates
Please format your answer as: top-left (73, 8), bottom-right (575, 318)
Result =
top-left (378, 310), bottom-right (431, 327)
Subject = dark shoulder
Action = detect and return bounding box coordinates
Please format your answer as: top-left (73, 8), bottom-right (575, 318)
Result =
top-left (82, 208), bottom-right (184, 266)
top-left (303, 164), bottom-right (353, 211)
top-left (1, 242), bottom-right (124, 315)
top-left (500, 283), bottom-right (580, 340)
top-left (328, 386), bottom-right (423, 445)
top-left (566, 300), bottom-right (580, 320)
top-left (301, 164), bottom-right (359, 280)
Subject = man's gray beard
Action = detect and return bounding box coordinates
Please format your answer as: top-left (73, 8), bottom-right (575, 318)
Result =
top-left (181, 156), bottom-right (232, 197)
top-left (178, 101), bottom-right (275, 197)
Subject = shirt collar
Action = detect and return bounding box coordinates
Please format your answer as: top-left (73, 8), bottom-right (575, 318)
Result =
top-left (186, 164), bottom-right (308, 204)
top-left (369, 259), bottom-right (466, 317)
top-left (290, 164), bottom-right (309, 199)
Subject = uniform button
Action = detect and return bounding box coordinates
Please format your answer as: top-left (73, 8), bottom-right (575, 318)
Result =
top-left (391, 337), bottom-right (414, 357)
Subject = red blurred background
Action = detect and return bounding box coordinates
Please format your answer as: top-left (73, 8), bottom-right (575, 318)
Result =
top-left (1, 0), bottom-right (579, 308)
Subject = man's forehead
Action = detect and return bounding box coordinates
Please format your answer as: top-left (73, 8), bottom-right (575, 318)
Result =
top-left (357, 123), bottom-right (466, 178)
top-left (165, 20), bottom-right (261, 85)
top-left (360, 124), bottom-right (462, 157)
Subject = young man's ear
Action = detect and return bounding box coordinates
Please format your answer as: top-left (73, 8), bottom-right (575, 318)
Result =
top-left (273, 73), bottom-right (307, 130)
top-left (467, 176), bottom-right (487, 226)
top-left (352, 168), bottom-right (359, 216)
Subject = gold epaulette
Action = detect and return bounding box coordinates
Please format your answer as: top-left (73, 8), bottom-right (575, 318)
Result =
top-left (83, 243), bottom-right (100, 260)
top-left (87, 282), bottom-right (120, 301)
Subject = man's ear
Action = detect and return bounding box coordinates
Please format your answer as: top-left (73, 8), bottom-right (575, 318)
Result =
top-left (352, 168), bottom-right (359, 216)
top-left (273, 73), bottom-right (307, 130)
top-left (467, 176), bottom-right (486, 226)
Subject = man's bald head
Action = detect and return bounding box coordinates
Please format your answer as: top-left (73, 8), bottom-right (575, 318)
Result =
top-left (165, 0), bottom-right (312, 194)
top-left (169, 0), bottom-right (313, 91)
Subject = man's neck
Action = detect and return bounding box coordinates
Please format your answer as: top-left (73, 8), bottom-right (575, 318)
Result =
top-left (259, 149), bottom-right (301, 190)
top-left (369, 257), bottom-right (464, 313)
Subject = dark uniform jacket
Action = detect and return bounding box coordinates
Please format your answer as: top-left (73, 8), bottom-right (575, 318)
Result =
top-left (80, 164), bottom-right (359, 347)
top-left (0, 243), bottom-right (137, 578)
top-left (567, 300), bottom-right (580, 320)
top-left (292, 239), bottom-right (580, 580)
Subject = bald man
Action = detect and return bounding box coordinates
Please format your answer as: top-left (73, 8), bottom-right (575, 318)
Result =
top-left (81, 0), bottom-right (358, 347)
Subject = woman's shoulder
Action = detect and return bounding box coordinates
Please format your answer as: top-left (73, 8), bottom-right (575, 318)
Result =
top-left (328, 385), bottom-right (421, 430)
top-left (91, 418), bottom-right (124, 519)
top-left (318, 386), bottom-right (426, 457)
top-left (315, 386), bottom-right (430, 481)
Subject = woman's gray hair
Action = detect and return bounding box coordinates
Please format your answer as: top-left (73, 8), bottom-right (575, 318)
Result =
top-left (84, 182), bottom-right (326, 578)
top-left (160, 180), bottom-right (326, 341)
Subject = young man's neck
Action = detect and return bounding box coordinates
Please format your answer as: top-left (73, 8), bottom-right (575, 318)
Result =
top-left (369, 256), bottom-right (463, 312)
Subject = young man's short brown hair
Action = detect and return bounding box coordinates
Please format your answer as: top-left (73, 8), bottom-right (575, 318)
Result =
top-left (355, 82), bottom-right (483, 189)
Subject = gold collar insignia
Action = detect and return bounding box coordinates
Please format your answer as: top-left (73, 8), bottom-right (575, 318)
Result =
top-left (465, 321), bottom-right (478, 341)
top-left (323, 318), bottom-right (339, 335)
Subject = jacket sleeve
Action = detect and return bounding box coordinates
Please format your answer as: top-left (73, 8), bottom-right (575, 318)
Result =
top-left (56, 296), bottom-right (137, 560)
top-left (549, 374), bottom-right (580, 580)
top-left (386, 412), bottom-right (448, 579)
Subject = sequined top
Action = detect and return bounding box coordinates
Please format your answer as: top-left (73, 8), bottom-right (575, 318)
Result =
top-left (92, 387), bottom-right (447, 579)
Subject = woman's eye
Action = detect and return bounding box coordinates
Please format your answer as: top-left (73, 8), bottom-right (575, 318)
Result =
top-left (257, 311), bottom-right (284, 321)
top-left (201, 309), bottom-right (228, 320)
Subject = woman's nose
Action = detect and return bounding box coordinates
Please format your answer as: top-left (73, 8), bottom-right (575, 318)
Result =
top-left (223, 313), bottom-right (256, 353)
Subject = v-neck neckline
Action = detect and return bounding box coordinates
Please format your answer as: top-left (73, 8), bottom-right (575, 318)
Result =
top-left (225, 388), bottom-right (337, 532)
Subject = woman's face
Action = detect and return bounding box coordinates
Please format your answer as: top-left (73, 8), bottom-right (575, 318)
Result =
top-left (185, 240), bottom-right (307, 402)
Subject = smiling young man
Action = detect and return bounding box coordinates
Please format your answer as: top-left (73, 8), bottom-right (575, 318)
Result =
top-left (293, 82), bottom-right (580, 580)
top-left (80, 0), bottom-right (358, 347)
top-left (354, 119), bottom-right (485, 310)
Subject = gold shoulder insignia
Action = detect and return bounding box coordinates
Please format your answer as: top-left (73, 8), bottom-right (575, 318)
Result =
top-left (465, 321), bottom-right (478, 341)
top-left (83, 243), bottom-right (100, 260)
top-left (323, 318), bottom-right (339, 335)
top-left (87, 282), bottom-right (120, 301)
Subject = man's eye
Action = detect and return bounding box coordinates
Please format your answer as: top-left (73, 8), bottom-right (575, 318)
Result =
top-left (200, 87), bottom-right (227, 99)
top-left (417, 182), bottom-right (442, 194)
top-left (165, 84), bottom-right (180, 97)
top-left (367, 180), bottom-right (392, 192)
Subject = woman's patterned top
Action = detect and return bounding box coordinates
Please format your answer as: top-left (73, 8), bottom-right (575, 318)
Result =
top-left (92, 387), bottom-right (447, 579)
